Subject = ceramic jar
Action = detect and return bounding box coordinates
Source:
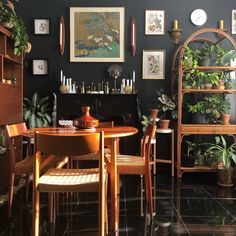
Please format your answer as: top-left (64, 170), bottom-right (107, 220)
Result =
top-left (73, 106), bottom-right (99, 129)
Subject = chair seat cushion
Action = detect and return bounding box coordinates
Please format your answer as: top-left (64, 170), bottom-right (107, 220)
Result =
top-left (38, 168), bottom-right (100, 192)
top-left (107, 155), bottom-right (146, 175)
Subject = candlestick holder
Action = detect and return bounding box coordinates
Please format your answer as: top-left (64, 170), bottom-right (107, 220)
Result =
top-left (169, 28), bottom-right (183, 45)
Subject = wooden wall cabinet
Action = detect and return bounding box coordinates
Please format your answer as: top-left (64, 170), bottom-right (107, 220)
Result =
top-left (0, 25), bottom-right (23, 125)
top-left (0, 25), bottom-right (23, 189)
top-left (176, 28), bottom-right (236, 178)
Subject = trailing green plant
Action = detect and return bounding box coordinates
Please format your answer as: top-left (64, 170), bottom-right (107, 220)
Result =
top-left (23, 92), bottom-right (52, 128)
top-left (0, 0), bottom-right (29, 56)
top-left (204, 135), bottom-right (236, 171)
top-left (182, 46), bottom-right (200, 68)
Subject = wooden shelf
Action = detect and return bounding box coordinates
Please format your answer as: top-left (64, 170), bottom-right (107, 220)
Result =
top-left (0, 25), bottom-right (11, 37)
top-left (183, 66), bottom-right (236, 72)
top-left (180, 124), bottom-right (236, 134)
top-left (180, 166), bottom-right (216, 172)
top-left (182, 88), bottom-right (236, 94)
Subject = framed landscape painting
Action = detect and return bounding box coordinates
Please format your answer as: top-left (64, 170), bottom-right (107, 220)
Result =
top-left (142, 50), bottom-right (165, 79)
top-left (70, 7), bottom-right (125, 62)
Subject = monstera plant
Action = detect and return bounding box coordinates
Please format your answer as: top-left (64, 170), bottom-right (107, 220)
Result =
top-left (23, 92), bottom-right (52, 128)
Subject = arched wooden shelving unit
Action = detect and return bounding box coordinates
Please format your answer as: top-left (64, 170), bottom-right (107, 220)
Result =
top-left (175, 28), bottom-right (236, 178)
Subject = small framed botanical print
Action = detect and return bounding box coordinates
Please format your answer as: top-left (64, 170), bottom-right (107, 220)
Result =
top-left (232, 10), bottom-right (236, 34)
top-left (32, 59), bottom-right (48, 75)
top-left (145, 10), bottom-right (165, 35)
top-left (34, 19), bottom-right (50, 35)
top-left (142, 50), bottom-right (165, 79)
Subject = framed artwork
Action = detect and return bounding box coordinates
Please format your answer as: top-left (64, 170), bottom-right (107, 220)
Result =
top-left (32, 59), bottom-right (48, 75)
top-left (70, 7), bottom-right (125, 62)
top-left (232, 10), bottom-right (236, 34)
top-left (145, 10), bottom-right (165, 35)
top-left (142, 50), bottom-right (165, 80)
top-left (34, 19), bottom-right (50, 35)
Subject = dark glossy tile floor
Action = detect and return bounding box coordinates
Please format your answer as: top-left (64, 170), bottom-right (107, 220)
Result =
top-left (1, 170), bottom-right (236, 235)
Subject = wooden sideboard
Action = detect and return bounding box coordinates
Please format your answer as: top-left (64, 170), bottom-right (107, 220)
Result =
top-left (53, 93), bottom-right (142, 155)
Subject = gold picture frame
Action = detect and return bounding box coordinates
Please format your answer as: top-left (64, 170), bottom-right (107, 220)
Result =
top-left (70, 7), bottom-right (125, 62)
top-left (142, 50), bottom-right (165, 80)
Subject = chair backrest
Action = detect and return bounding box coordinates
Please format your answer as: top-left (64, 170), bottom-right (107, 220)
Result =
top-left (34, 131), bottom-right (105, 174)
top-left (5, 123), bottom-right (28, 172)
top-left (141, 123), bottom-right (156, 165)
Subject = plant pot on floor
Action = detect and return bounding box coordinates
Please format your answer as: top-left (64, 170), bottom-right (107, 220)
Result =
top-left (159, 119), bottom-right (170, 129)
top-left (217, 166), bottom-right (234, 187)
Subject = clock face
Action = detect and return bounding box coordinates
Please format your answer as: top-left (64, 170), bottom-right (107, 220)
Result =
top-left (190, 9), bottom-right (207, 26)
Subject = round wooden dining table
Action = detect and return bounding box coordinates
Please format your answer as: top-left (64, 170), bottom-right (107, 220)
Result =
top-left (23, 126), bottom-right (138, 232)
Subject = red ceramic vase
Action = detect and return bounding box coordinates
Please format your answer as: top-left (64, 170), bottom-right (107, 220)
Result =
top-left (73, 106), bottom-right (99, 129)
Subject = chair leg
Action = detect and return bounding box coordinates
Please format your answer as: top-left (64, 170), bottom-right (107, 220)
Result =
top-left (144, 175), bottom-right (153, 222)
top-left (105, 174), bottom-right (108, 235)
top-left (140, 174), bottom-right (144, 216)
top-left (48, 193), bottom-right (54, 224)
top-left (25, 174), bottom-right (30, 201)
top-left (8, 173), bottom-right (15, 217)
top-left (33, 188), bottom-right (40, 236)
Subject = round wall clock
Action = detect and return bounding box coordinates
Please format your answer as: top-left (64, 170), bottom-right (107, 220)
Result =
top-left (190, 9), bottom-right (207, 26)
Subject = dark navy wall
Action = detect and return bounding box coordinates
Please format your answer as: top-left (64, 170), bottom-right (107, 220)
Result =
top-left (15, 0), bottom-right (236, 115)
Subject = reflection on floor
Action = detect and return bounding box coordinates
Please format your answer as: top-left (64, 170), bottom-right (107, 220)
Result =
top-left (0, 169), bottom-right (236, 235)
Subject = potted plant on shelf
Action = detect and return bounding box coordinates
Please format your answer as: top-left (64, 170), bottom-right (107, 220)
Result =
top-left (23, 92), bottom-right (52, 128)
top-left (182, 46), bottom-right (200, 69)
top-left (204, 135), bottom-right (236, 187)
top-left (0, 0), bottom-right (31, 55)
top-left (188, 94), bottom-right (230, 124)
top-left (199, 42), bottom-right (228, 66)
top-left (153, 88), bottom-right (176, 129)
top-left (203, 72), bottom-right (222, 89)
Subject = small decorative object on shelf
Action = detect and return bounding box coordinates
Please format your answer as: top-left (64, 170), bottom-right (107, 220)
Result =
top-left (130, 16), bottom-right (136, 56)
top-left (168, 19), bottom-right (182, 45)
top-left (107, 64), bottom-right (123, 93)
top-left (73, 106), bottom-right (99, 129)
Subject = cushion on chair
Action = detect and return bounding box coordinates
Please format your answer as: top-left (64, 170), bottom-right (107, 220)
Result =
top-left (38, 168), bottom-right (102, 192)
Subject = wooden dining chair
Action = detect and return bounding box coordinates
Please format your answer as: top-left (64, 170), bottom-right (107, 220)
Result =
top-left (108, 123), bottom-right (156, 220)
top-left (72, 121), bottom-right (114, 165)
top-left (5, 122), bottom-right (68, 217)
top-left (33, 131), bottom-right (107, 236)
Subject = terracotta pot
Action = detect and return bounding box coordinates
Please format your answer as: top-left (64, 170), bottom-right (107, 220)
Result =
top-left (159, 119), bottom-right (170, 129)
top-left (220, 113), bottom-right (230, 125)
top-left (73, 106), bottom-right (99, 129)
top-left (217, 80), bottom-right (225, 90)
top-left (149, 109), bottom-right (159, 119)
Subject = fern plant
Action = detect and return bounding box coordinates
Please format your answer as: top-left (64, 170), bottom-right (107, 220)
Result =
top-left (23, 92), bottom-right (52, 128)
